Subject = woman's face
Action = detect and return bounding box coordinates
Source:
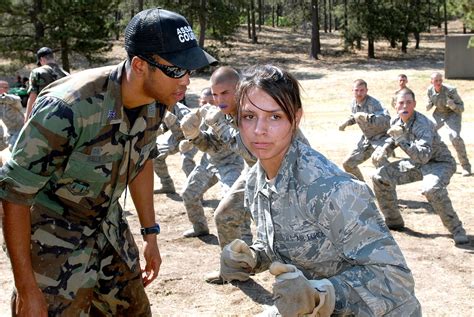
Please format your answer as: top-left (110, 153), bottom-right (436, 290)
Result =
top-left (239, 87), bottom-right (300, 177)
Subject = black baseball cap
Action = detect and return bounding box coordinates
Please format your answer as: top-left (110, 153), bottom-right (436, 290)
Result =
top-left (124, 8), bottom-right (218, 70)
top-left (36, 47), bottom-right (53, 66)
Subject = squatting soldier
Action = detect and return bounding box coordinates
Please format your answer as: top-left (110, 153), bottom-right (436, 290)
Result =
top-left (25, 47), bottom-right (69, 119)
top-left (0, 8), bottom-right (217, 315)
top-left (153, 102), bottom-right (197, 193)
top-left (339, 79), bottom-right (391, 181)
top-left (0, 80), bottom-right (24, 150)
top-left (427, 72), bottom-right (471, 176)
top-left (372, 88), bottom-right (469, 245)
top-left (220, 65), bottom-right (421, 316)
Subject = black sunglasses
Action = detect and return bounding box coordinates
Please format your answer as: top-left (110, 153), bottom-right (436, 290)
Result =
top-left (138, 55), bottom-right (193, 79)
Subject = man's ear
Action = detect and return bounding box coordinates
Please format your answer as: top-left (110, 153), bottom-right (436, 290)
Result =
top-left (131, 56), bottom-right (147, 76)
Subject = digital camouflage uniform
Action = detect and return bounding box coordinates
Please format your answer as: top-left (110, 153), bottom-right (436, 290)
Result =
top-left (182, 122), bottom-right (244, 234)
top-left (0, 61), bottom-right (164, 316)
top-left (372, 111), bottom-right (468, 239)
top-left (246, 139), bottom-right (421, 316)
top-left (153, 102), bottom-right (197, 192)
top-left (426, 84), bottom-right (471, 173)
top-left (340, 95), bottom-right (391, 181)
top-left (0, 93), bottom-right (24, 150)
top-left (27, 63), bottom-right (69, 96)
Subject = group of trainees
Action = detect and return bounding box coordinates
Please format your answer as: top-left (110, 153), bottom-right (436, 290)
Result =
top-left (166, 64), bottom-right (423, 316)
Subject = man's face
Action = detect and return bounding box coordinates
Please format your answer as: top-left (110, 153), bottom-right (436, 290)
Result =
top-left (431, 75), bottom-right (443, 92)
top-left (0, 82), bottom-right (9, 94)
top-left (199, 93), bottom-right (214, 106)
top-left (395, 93), bottom-right (416, 122)
top-left (211, 81), bottom-right (237, 115)
top-left (143, 56), bottom-right (191, 108)
top-left (353, 83), bottom-right (368, 103)
top-left (398, 76), bottom-right (407, 89)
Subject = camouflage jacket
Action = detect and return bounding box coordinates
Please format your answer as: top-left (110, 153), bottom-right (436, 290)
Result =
top-left (343, 95), bottom-right (391, 141)
top-left (384, 111), bottom-right (455, 167)
top-left (0, 93), bottom-right (24, 132)
top-left (427, 84), bottom-right (464, 114)
top-left (245, 139), bottom-right (420, 316)
top-left (27, 62), bottom-right (69, 95)
top-left (0, 61), bottom-right (165, 270)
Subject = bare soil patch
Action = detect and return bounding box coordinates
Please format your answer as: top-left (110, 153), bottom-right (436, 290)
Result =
top-left (0, 21), bottom-right (473, 316)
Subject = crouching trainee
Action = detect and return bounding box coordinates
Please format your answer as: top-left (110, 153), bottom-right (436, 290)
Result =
top-left (219, 64), bottom-right (421, 316)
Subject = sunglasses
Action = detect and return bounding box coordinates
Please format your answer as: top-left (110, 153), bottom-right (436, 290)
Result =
top-left (138, 55), bottom-right (193, 79)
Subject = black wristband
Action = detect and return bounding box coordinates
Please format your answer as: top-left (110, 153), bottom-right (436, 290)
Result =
top-left (140, 223), bottom-right (160, 236)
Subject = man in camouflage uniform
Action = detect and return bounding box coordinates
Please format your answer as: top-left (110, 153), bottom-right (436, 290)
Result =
top-left (339, 79), bottom-right (391, 181)
top-left (372, 88), bottom-right (469, 245)
top-left (427, 72), bottom-right (471, 176)
top-left (25, 47), bottom-right (69, 120)
top-left (0, 80), bottom-right (24, 150)
top-left (391, 74), bottom-right (408, 108)
top-left (153, 102), bottom-right (197, 194)
top-left (1, 8), bottom-right (217, 316)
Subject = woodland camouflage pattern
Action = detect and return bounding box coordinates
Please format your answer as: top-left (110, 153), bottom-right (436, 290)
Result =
top-left (245, 139), bottom-right (421, 316)
top-left (426, 84), bottom-right (471, 171)
top-left (0, 61), bottom-right (164, 315)
top-left (27, 63), bottom-right (69, 95)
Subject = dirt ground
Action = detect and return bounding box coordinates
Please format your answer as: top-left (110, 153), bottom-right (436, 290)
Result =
top-left (0, 22), bottom-right (473, 316)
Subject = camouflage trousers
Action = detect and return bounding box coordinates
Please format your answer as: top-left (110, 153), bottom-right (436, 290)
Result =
top-left (372, 158), bottom-right (464, 233)
top-left (343, 136), bottom-right (389, 181)
top-left (214, 171), bottom-right (253, 249)
top-left (14, 230), bottom-right (151, 316)
top-left (181, 162), bottom-right (242, 230)
top-left (433, 111), bottom-right (471, 171)
top-left (154, 141), bottom-right (197, 183)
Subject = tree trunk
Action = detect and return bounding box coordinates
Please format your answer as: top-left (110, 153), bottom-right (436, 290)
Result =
top-left (251, 0), bottom-right (257, 43)
top-left (414, 31), bottom-right (420, 48)
top-left (247, 5), bottom-right (251, 39)
top-left (31, 0), bottom-right (45, 46)
top-left (272, 5), bottom-right (275, 27)
top-left (258, 0), bottom-right (262, 31)
top-left (137, 0), bottom-right (143, 12)
top-left (310, 0), bottom-right (321, 59)
top-left (368, 37), bottom-right (375, 58)
top-left (60, 32), bottom-right (70, 72)
top-left (329, 0), bottom-right (332, 32)
top-left (323, 0), bottom-right (327, 33)
top-left (443, 0), bottom-right (447, 35)
top-left (198, 0), bottom-right (207, 47)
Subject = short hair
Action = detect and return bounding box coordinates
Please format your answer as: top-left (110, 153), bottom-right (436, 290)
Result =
top-left (396, 88), bottom-right (415, 101)
top-left (200, 87), bottom-right (212, 97)
top-left (353, 79), bottom-right (367, 88)
top-left (431, 72), bottom-right (443, 80)
top-left (236, 64), bottom-right (302, 129)
top-left (398, 74), bottom-right (407, 79)
top-left (210, 66), bottom-right (240, 87)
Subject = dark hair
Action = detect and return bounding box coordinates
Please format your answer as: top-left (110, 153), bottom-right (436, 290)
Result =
top-left (236, 64), bottom-right (302, 129)
top-left (353, 79), bottom-right (367, 88)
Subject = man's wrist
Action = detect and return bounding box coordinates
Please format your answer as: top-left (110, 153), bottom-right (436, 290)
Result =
top-left (140, 223), bottom-right (160, 236)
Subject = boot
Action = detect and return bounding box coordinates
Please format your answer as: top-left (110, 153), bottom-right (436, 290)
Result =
top-left (204, 270), bottom-right (226, 285)
top-left (461, 166), bottom-right (471, 177)
top-left (154, 178), bottom-right (175, 194)
top-left (452, 226), bottom-right (469, 245)
top-left (183, 222), bottom-right (209, 238)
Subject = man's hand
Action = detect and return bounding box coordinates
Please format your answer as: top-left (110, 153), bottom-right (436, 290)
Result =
top-left (180, 110), bottom-right (201, 140)
top-left (387, 125), bottom-right (406, 144)
top-left (162, 111), bottom-right (177, 128)
top-left (447, 99), bottom-right (457, 111)
top-left (14, 288), bottom-right (48, 317)
top-left (338, 121), bottom-right (348, 131)
top-left (141, 235), bottom-right (162, 287)
top-left (353, 112), bottom-right (368, 123)
top-left (220, 239), bottom-right (256, 282)
top-left (179, 139), bottom-right (194, 153)
top-left (203, 106), bottom-right (225, 127)
top-left (270, 262), bottom-right (335, 317)
top-left (372, 146), bottom-right (388, 166)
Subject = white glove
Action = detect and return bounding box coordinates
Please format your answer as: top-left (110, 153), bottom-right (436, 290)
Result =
top-left (270, 262), bottom-right (335, 317)
top-left (180, 110), bottom-right (202, 140)
top-left (203, 105), bottom-right (225, 127)
top-left (387, 125), bottom-right (406, 144)
top-left (220, 239), bottom-right (256, 282)
top-left (179, 139), bottom-right (194, 153)
top-left (447, 99), bottom-right (457, 111)
top-left (371, 146), bottom-right (388, 167)
top-left (353, 112), bottom-right (368, 123)
top-left (162, 111), bottom-right (177, 128)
